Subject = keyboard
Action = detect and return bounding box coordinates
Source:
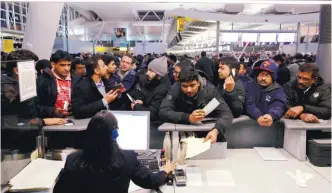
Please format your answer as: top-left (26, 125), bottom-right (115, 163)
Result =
top-left (138, 156), bottom-right (160, 172)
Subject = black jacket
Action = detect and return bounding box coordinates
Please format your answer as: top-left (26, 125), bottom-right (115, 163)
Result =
top-left (133, 77), bottom-right (171, 122)
top-left (1, 75), bottom-right (36, 118)
top-left (53, 150), bottom-right (167, 193)
top-left (277, 63), bottom-right (290, 86)
top-left (159, 75), bottom-right (233, 134)
top-left (71, 77), bottom-right (114, 119)
top-left (283, 78), bottom-right (331, 119)
top-left (195, 56), bottom-right (215, 82)
top-left (36, 68), bottom-right (81, 118)
top-left (216, 78), bottom-right (245, 118)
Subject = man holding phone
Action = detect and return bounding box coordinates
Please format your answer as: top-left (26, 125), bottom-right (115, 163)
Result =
top-left (72, 56), bottom-right (120, 119)
top-left (216, 57), bottom-right (246, 118)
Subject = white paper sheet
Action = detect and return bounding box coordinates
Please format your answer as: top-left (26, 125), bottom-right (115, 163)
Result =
top-left (254, 147), bottom-right (287, 161)
top-left (17, 61), bottom-right (37, 102)
top-left (186, 166), bottom-right (203, 186)
top-left (181, 137), bottom-right (211, 159)
top-left (128, 181), bottom-right (144, 192)
top-left (9, 159), bottom-right (65, 191)
top-left (206, 170), bottom-right (236, 187)
top-left (202, 98), bottom-right (220, 116)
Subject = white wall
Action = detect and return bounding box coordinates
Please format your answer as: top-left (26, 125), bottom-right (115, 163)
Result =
top-left (53, 37), bottom-right (93, 54)
top-left (282, 43), bottom-right (318, 55)
top-left (134, 42), bottom-right (167, 55)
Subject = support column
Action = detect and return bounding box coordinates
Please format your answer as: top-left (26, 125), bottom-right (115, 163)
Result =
top-left (317, 4), bottom-right (331, 83)
top-left (295, 22), bottom-right (301, 53)
top-left (22, 2), bottom-right (64, 59)
top-left (216, 21), bottom-right (220, 56)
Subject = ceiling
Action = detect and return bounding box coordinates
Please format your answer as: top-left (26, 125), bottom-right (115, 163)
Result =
top-left (65, 2), bottom-right (322, 43)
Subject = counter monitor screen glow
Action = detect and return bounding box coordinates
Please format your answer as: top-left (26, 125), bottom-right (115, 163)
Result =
top-left (112, 111), bottom-right (150, 151)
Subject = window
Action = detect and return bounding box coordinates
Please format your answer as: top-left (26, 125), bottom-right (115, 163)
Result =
top-left (1, 2), bottom-right (6, 10)
top-left (22, 8), bottom-right (26, 15)
top-left (14, 4), bottom-right (19, 14)
top-left (1, 10), bottom-right (6, 20)
top-left (23, 16), bottom-right (26, 24)
top-left (7, 3), bottom-right (12, 11)
top-left (1, 19), bottom-right (7, 28)
top-left (14, 13), bottom-right (20, 22)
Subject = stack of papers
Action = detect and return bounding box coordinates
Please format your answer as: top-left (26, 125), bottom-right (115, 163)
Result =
top-left (254, 147), bottom-right (287, 161)
top-left (9, 159), bottom-right (65, 191)
top-left (181, 137), bottom-right (211, 159)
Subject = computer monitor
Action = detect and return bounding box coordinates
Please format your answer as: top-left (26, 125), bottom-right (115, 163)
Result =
top-left (111, 111), bottom-right (150, 151)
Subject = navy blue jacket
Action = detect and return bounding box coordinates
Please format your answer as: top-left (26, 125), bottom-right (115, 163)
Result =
top-left (109, 70), bottom-right (136, 92)
top-left (53, 150), bottom-right (167, 193)
top-left (245, 81), bottom-right (286, 121)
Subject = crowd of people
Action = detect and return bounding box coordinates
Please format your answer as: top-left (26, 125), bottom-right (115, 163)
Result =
top-left (1, 48), bottom-right (330, 192)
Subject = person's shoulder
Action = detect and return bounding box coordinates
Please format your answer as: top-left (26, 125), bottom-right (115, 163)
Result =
top-left (129, 70), bottom-right (136, 76)
top-left (65, 150), bottom-right (83, 170)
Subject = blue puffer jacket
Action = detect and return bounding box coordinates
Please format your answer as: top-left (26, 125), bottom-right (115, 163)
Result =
top-left (245, 81), bottom-right (286, 121)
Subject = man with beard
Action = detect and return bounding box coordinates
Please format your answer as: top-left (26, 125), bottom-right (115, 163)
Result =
top-left (131, 56), bottom-right (171, 122)
top-left (245, 60), bottom-right (286, 127)
top-left (284, 63), bottom-right (331, 123)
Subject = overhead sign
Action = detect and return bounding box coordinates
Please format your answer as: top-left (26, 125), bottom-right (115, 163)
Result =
top-left (177, 18), bottom-right (185, 32)
top-left (3, 39), bottom-right (14, 53)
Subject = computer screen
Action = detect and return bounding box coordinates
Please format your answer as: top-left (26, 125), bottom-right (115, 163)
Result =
top-left (112, 111), bottom-right (150, 151)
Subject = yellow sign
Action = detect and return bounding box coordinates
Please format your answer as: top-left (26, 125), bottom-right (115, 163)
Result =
top-left (177, 18), bottom-right (185, 32)
top-left (3, 39), bottom-right (14, 53)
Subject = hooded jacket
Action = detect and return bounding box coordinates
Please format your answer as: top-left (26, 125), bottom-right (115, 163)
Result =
top-left (216, 78), bottom-right (245, 118)
top-left (109, 69), bottom-right (136, 92)
top-left (36, 68), bottom-right (81, 118)
top-left (283, 78), bottom-right (331, 119)
top-left (245, 81), bottom-right (286, 121)
top-left (133, 77), bottom-right (171, 122)
top-left (1, 74), bottom-right (36, 118)
top-left (159, 75), bottom-right (233, 134)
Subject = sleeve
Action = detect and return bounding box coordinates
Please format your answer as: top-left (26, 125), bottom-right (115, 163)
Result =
top-left (36, 78), bottom-right (57, 118)
top-left (71, 85), bottom-right (105, 119)
top-left (210, 89), bottom-right (233, 134)
top-left (133, 92), bottom-right (166, 121)
top-left (267, 88), bottom-right (287, 121)
top-left (283, 83), bottom-right (294, 110)
top-left (223, 81), bottom-right (245, 118)
top-left (303, 87), bottom-right (331, 119)
top-left (122, 72), bottom-right (136, 91)
top-left (244, 82), bottom-right (263, 120)
top-left (131, 156), bottom-right (167, 189)
top-left (159, 86), bottom-right (191, 124)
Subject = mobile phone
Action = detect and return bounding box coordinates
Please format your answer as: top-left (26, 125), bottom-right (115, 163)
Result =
top-left (64, 119), bottom-right (74, 126)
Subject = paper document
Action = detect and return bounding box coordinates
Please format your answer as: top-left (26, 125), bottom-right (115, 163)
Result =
top-left (17, 61), bottom-right (37, 102)
top-left (128, 181), bottom-right (144, 192)
top-left (186, 166), bottom-right (203, 186)
top-left (254, 147), bottom-right (287, 161)
top-left (9, 158), bottom-right (65, 191)
top-left (181, 137), bottom-right (211, 159)
top-left (206, 170), bottom-right (236, 187)
top-left (202, 98), bottom-right (220, 116)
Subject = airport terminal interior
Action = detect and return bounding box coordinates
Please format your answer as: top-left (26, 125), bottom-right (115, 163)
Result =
top-left (1, 0), bottom-right (332, 193)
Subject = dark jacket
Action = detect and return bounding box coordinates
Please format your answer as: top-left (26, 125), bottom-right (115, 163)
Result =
top-left (71, 77), bottom-right (115, 119)
top-left (238, 74), bottom-right (253, 85)
top-left (168, 66), bottom-right (175, 85)
top-left (53, 150), bottom-right (167, 193)
top-left (133, 77), bottom-right (171, 122)
top-left (216, 78), bottom-right (245, 118)
top-left (36, 68), bottom-right (81, 118)
top-left (283, 78), bottom-right (331, 119)
top-left (245, 81), bottom-right (286, 121)
top-left (159, 75), bottom-right (233, 134)
top-left (109, 70), bottom-right (136, 92)
top-left (195, 56), bottom-right (215, 83)
top-left (1, 75), bottom-right (36, 118)
top-left (277, 63), bottom-right (290, 86)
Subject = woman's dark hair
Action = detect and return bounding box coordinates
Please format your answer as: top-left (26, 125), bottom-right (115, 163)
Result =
top-left (179, 68), bottom-right (199, 83)
top-left (80, 111), bottom-right (122, 174)
top-left (136, 68), bottom-right (148, 88)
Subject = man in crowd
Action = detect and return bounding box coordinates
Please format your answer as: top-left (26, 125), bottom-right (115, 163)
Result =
top-left (173, 60), bottom-right (193, 82)
top-left (238, 59), bottom-right (253, 84)
top-left (216, 57), bottom-right (245, 118)
top-left (288, 53), bottom-right (305, 80)
top-left (273, 54), bottom-right (290, 86)
top-left (195, 51), bottom-right (215, 82)
top-left (159, 68), bottom-right (233, 143)
top-left (35, 59), bottom-right (52, 77)
top-left (101, 55), bottom-right (117, 81)
top-left (167, 54), bottom-right (177, 84)
top-left (72, 56), bottom-right (120, 119)
top-left (245, 60), bottom-right (286, 127)
top-left (37, 50), bottom-right (80, 118)
top-left (131, 56), bottom-right (171, 121)
top-left (109, 54), bottom-right (136, 92)
top-left (2, 49), bottom-right (66, 125)
top-left (284, 63), bottom-right (331, 122)
top-left (71, 58), bottom-right (86, 77)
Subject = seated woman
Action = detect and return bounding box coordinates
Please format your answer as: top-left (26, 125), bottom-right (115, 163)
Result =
top-left (53, 111), bottom-right (175, 193)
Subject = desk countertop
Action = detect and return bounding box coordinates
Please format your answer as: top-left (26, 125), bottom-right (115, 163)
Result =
top-left (174, 149), bottom-right (331, 193)
top-left (282, 119), bottom-right (331, 130)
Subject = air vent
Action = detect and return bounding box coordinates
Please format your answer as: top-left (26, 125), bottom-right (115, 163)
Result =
top-left (137, 10), bottom-right (164, 21)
